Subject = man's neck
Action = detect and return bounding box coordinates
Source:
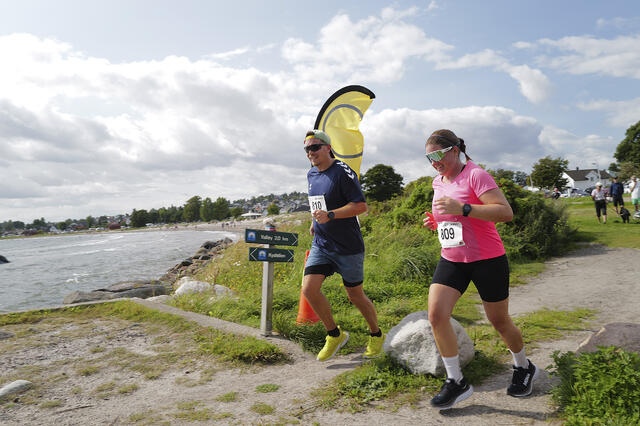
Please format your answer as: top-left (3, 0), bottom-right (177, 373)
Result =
top-left (316, 158), bottom-right (335, 172)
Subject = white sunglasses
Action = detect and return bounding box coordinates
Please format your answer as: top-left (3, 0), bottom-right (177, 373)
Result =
top-left (425, 146), bottom-right (453, 163)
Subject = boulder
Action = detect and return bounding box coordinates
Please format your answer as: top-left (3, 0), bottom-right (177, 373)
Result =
top-left (383, 311), bottom-right (474, 377)
top-left (0, 380), bottom-right (33, 400)
top-left (174, 278), bottom-right (212, 296)
top-left (63, 285), bottom-right (168, 304)
top-left (147, 295), bottom-right (172, 303)
top-left (577, 322), bottom-right (640, 354)
top-left (63, 290), bottom-right (118, 304)
top-left (0, 255), bottom-right (8, 263)
top-left (209, 284), bottom-right (235, 299)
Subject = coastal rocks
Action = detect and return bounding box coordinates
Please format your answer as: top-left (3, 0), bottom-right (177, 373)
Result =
top-left (63, 281), bottom-right (169, 304)
top-left (62, 237), bottom-right (234, 305)
top-left (0, 255), bottom-right (8, 263)
top-left (577, 322), bottom-right (640, 354)
top-left (383, 311), bottom-right (474, 377)
top-left (159, 238), bottom-right (234, 284)
top-left (0, 380), bottom-right (33, 400)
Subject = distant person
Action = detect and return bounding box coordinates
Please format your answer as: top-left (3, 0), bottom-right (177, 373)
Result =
top-left (591, 182), bottom-right (607, 224)
top-left (302, 129), bottom-right (384, 361)
top-left (630, 176), bottom-right (639, 213)
top-left (609, 176), bottom-right (625, 215)
top-left (551, 188), bottom-right (561, 199)
top-left (422, 129), bottom-right (538, 410)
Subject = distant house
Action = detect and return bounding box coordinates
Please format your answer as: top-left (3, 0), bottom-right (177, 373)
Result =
top-left (240, 212), bottom-right (262, 219)
top-left (562, 168), bottom-right (612, 191)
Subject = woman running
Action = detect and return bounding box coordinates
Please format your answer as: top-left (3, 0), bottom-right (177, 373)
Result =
top-left (422, 129), bottom-right (538, 410)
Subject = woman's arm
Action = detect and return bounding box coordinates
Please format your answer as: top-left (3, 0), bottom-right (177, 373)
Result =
top-left (433, 188), bottom-right (513, 223)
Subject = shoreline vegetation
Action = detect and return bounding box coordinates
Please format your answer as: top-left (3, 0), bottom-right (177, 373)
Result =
top-left (2, 178), bottom-right (639, 424)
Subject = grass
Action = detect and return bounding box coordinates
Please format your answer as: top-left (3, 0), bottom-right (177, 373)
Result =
top-left (256, 383), bottom-right (280, 393)
top-left (561, 196), bottom-right (640, 249)
top-left (250, 402), bottom-right (275, 415)
top-left (215, 392), bottom-right (238, 402)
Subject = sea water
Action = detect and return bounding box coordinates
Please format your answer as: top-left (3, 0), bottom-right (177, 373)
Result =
top-left (0, 229), bottom-right (236, 313)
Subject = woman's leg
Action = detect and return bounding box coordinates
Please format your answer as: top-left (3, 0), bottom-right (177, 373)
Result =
top-left (482, 298), bottom-right (523, 353)
top-left (428, 284), bottom-right (462, 357)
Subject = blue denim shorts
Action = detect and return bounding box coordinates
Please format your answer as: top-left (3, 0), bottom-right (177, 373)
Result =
top-left (304, 245), bottom-right (365, 286)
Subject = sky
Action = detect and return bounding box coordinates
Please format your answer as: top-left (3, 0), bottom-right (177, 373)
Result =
top-left (1, 0), bottom-right (639, 223)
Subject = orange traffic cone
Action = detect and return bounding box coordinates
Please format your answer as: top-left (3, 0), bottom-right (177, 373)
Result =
top-left (297, 250), bottom-right (320, 324)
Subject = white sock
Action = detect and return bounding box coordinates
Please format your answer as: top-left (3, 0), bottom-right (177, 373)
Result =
top-left (510, 348), bottom-right (528, 368)
top-left (442, 355), bottom-right (463, 383)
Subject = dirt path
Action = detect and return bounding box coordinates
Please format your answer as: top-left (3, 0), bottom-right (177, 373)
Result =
top-left (2, 244), bottom-right (639, 425)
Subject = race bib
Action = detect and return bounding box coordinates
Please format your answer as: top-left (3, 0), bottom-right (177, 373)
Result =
top-left (437, 221), bottom-right (465, 248)
top-left (308, 195), bottom-right (327, 213)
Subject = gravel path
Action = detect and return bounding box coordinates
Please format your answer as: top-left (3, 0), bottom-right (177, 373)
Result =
top-left (2, 243), bottom-right (638, 425)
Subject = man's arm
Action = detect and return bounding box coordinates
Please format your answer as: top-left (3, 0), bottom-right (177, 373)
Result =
top-left (313, 201), bottom-right (367, 224)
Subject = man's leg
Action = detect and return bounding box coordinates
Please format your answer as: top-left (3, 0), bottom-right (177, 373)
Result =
top-left (302, 274), bottom-right (336, 331)
top-left (344, 284), bottom-right (379, 333)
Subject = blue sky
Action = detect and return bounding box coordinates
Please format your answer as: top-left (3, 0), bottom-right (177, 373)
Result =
top-left (1, 1), bottom-right (639, 222)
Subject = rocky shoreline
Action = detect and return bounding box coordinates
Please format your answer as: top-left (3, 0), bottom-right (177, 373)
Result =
top-left (62, 237), bottom-right (234, 305)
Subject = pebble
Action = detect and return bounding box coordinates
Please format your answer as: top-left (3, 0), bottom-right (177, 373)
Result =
top-left (0, 380), bottom-right (33, 400)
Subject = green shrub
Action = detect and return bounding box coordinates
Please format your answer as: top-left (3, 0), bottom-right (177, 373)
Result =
top-left (549, 347), bottom-right (640, 424)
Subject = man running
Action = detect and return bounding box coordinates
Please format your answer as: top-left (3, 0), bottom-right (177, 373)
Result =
top-left (302, 129), bottom-right (384, 361)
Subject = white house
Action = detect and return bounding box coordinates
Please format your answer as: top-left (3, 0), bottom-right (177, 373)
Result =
top-left (562, 168), bottom-right (612, 191)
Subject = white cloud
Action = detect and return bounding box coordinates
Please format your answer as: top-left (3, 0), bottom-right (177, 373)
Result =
top-left (596, 17), bottom-right (640, 31)
top-left (437, 50), bottom-right (552, 103)
top-left (206, 47), bottom-right (250, 60)
top-left (578, 97), bottom-right (640, 128)
top-left (538, 126), bottom-right (616, 170)
top-left (535, 35), bottom-right (640, 79)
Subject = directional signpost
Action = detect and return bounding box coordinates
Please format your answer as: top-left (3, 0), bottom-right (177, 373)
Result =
top-left (246, 227), bottom-right (298, 336)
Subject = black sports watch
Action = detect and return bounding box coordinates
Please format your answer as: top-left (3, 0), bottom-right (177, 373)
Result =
top-left (462, 203), bottom-right (472, 217)
top-left (327, 211), bottom-right (335, 220)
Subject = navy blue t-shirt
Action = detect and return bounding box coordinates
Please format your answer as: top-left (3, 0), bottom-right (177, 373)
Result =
top-left (307, 160), bottom-right (366, 255)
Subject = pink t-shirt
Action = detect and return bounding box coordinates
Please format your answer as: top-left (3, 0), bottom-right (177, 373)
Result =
top-left (431, 161), bottom-right (505, 263)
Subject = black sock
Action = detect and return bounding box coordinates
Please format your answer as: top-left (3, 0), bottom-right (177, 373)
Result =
top-left (327, 327), bottom-right (340, 337)
top-left (370, 329), bottom-right (382, 337)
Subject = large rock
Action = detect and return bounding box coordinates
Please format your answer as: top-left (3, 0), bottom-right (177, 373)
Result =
top-left (384, 311), bottom-right (474, 377)
top-left (0, 380), bottom-right (33, 400)
top-left (63, 284), bottom-right (168, 304)
top-left (174, 278), bottom-right (212, 296)
top-left (0, 255), bottom-right (9, 263)
top-left (577, 322), bottom-right (640, 354)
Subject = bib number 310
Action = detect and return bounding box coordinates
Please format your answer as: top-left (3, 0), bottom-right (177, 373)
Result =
top-left (437, 221), bottom-right (465, 248)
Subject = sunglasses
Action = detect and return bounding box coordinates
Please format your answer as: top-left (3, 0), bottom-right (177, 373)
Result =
top-left (304, 144), bottom-right (327, 153)
top-left (425, 146), bottom-right (453, 163)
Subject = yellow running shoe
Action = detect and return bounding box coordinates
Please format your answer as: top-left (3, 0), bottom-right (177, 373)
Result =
top-left (317, 326), bottom-right (349, 361)
top-left (363, 332), bottom-right (385, 359)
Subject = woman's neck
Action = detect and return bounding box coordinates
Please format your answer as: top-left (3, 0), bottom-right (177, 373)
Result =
top-left (443, 162), bottom-right (466, 183)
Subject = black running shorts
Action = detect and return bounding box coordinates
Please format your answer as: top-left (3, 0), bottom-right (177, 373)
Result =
top-left (431, 254), bottom-right (509, 302)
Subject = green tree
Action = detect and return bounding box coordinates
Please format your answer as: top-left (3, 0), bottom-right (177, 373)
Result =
top-left (97, 216), bottom-right (109, 227)
top-left (200, 197), bottom-right (215, 221)
top-left (530, 156), bottom-right (569, 190)
top-left (86, 216), bottom-right (96, 228)
top-left (212, 197), bottom-right (230, 220)
top-left (57, 221), bottom-right (68, 231)
top-left (617, 161), bottom-right (640, 181)
top-left (183, 196), bottom-right (202, 222)
top-left (361, 164), bottom-right (404, 202)
top-left (148, 209), bottom-right (159, 224)
top-left (130, 209), bottom-right (149, 228)
top-left (614, 120), bottom-right (640, 165)
top-left (230, 207), bottom-right (243, 219)
top-left (267, 203), bottom-right (280, 215)
top-left (29, 217), bottom-right (47, 230)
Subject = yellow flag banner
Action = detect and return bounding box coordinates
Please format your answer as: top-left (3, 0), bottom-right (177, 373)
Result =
top-left (314, 85), bottom-right (375, 178)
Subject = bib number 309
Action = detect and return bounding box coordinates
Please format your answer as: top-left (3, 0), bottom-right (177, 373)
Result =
top-left (437, 221), bottom-right (465, 248)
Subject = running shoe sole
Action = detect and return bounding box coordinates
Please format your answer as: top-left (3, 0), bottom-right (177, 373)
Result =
top-left (433, 385), bottom-right (474, 410)
top-left (317, 332), bottom-right (349, 361)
